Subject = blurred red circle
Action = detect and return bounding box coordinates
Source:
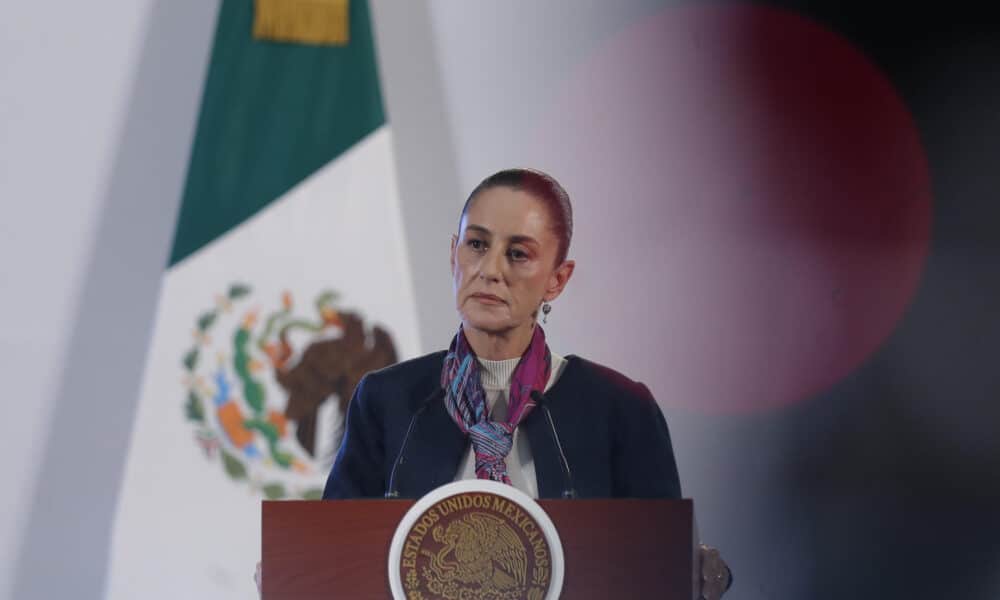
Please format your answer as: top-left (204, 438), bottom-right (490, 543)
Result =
top-left (531, 4), bottom-right (931, 413)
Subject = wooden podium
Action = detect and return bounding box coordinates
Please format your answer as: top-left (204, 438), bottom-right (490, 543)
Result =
top-left (262, 498), bottom-right (696, 599)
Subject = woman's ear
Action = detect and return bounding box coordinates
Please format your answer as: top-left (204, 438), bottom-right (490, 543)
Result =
top-left (450, 234), bottom-right (458, 272)
top-left (544, 259), bottom-right (575, 301)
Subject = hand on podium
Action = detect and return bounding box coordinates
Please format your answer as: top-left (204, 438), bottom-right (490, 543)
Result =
top-left (698, 544), bottom-right (732, 599)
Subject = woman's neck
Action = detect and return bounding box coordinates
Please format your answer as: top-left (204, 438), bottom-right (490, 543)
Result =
top-left (463, 322), bottom-right (534, 360)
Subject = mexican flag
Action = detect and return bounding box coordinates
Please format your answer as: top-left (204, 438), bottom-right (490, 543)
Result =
top-left (106, 1), bottom-right (420, 597)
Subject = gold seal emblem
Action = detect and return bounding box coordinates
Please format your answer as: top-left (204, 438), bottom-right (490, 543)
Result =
top-left (390, 481), bottom-right (563, 600)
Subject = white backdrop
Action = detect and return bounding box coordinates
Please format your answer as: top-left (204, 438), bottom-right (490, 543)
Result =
top-left (0, 1), bottom-right (168, 596)
top-left (0, 1), bottom-right (219, 598)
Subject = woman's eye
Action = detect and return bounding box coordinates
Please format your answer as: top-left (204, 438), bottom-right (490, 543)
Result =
top-left (507, 249), bottom-right (528, 261)
top-left (467, 239), bottom-right (485, 251)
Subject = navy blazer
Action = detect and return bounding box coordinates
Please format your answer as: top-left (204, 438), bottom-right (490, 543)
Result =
top-left (322, 351), bottom-right (682, 500)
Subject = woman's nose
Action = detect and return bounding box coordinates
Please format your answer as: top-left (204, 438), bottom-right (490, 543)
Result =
top-left (478, 249), bottom-right (503, 281)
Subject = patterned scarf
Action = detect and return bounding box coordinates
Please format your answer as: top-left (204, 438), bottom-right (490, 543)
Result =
top-left (441, 325), bottom-right (552, 483)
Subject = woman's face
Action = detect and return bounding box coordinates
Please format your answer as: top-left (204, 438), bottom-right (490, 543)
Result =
top-left (450, 186), bottom-right (574, 337)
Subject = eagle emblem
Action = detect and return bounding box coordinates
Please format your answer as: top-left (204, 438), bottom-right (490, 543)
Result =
top-left (396, 489), bottom-right (555, 600)
top-left (181, 283), bottom-right (397, 499)
top-left (425, 512), bottom-right (527, 592)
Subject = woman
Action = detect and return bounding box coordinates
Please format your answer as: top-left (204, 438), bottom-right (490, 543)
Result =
top-left (323, 168), bottom-right (683, 500)
top-left (319, 168), bottom-right (731, 595)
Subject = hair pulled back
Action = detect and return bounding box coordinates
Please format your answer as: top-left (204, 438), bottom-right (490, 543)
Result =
top-left (460, 168), bottom-right (573, 265)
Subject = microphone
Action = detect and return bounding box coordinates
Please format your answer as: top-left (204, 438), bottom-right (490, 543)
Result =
top-left (530, 390), bottom-right (577, 499)
top-left (385, 387), bottom-right (444, 498)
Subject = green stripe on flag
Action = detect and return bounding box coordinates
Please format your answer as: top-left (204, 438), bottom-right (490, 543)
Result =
top-left (169, 0), bottom-right (385, 266)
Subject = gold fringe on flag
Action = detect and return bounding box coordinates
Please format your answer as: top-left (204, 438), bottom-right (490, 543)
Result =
top-left (253, 0), bottom-right (349, 46)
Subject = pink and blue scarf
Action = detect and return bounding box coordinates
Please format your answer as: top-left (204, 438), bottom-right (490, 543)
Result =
top-left (441, 325), bottom-right (552, 483)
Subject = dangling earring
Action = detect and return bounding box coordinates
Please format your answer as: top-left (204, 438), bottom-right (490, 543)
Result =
top-left (541, 302), bottom-right (552, 324)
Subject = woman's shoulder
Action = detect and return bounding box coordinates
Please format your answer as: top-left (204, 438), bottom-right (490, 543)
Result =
top-left (349, 351), bottom-right (446, 415)
top-left (557, 355), bottom-right (656, 403)
top-left (364, 350), bottom-right (446, 387)
top-left (362, 350), bottom-right (445, 391)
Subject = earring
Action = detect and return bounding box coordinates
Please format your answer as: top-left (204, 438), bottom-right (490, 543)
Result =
top-left (541, 302), bottom-right (552, 324)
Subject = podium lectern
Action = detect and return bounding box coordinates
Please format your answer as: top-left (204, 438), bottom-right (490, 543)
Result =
top-left (262, 498), bottom-right (696, 599)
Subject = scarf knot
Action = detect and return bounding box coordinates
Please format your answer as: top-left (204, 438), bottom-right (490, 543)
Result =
top-left (441, 326), bottom-right (551, 484)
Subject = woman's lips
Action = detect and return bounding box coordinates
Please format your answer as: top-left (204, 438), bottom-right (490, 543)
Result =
top-left (471, 293), bottom-right (505, 305)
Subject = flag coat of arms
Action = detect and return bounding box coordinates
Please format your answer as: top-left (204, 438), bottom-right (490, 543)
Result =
top-left (107, 1), bottom-right (420, 597)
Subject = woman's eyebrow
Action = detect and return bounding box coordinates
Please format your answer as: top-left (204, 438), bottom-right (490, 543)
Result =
top-left (465, 224), bottom-right (538, 247)
top-left (508, 235), bottom-right (539, 247)
top-left (464, 224), bottom-right (492, 236)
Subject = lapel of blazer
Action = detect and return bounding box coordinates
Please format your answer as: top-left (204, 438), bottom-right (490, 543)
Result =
top-left (523, 355), bottom-right (578, 499)
top-left (399, 388), bottom-right (467, 497)
top-left (522, 409), bottom-right (561, 498)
